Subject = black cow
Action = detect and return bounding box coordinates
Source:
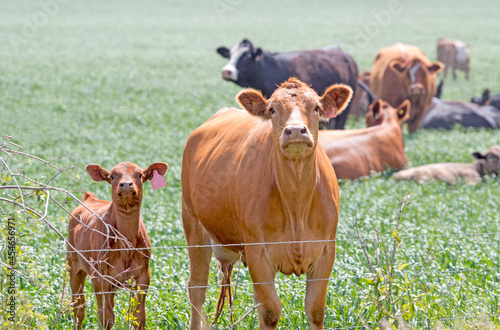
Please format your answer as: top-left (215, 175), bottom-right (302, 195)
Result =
top-left (421, 97), bottom-right (500, 129)
top-left (471, 89), bottom-right (500, 110)
top-left (216, 39), bottom-right (359, 129)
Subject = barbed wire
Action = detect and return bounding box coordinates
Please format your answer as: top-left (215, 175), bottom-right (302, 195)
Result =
top-left (16, 226), bottom-right (500, 256)
top-left (15, 265), bottom-right (500, 298)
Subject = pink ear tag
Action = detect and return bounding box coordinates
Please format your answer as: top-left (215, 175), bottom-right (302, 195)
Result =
top-left (151, 170), bottom-right (166, 190)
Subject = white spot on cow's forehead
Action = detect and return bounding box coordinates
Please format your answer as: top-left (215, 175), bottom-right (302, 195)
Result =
top-left (221, 45), bottom-right (250, 81)
top-left (409, 62), bottom-right (421, 83)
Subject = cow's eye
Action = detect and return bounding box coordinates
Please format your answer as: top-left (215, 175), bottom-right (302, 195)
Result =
top-left (269, 108), bottom-right (275, 115)
top-left (314, 106), bottom-right (320, 112)
top-left (138, 174), bottom-right (142, 178)
top-left (110, 175), bottom-right (114, 180)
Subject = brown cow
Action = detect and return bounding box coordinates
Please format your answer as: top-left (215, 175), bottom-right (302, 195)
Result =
top-left (370, 43), bottom-right (443, 133)
top-left (67, 161), bottom-right (168, 330)
top-left (181, 77), bottom-right (352, 329)
top-left (319, 99), bottom-right (410, 180)
top-left (437, 38), bottom-right (470, 80)
top-left (392, 146), bottom-right (500, 184)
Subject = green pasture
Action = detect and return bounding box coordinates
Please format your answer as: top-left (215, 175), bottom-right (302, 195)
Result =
top-left (1, 0), bottom-right (500, 328)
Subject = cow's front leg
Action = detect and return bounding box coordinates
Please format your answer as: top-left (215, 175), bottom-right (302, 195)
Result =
top-left (245, 244), bottom-right (281, 329)
top-left (305, 241), bottom-right (336, 330)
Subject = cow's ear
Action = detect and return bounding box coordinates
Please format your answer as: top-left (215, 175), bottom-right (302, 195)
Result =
top-left (389, 60), bottom-right (407, 75)
top-left (320, 84), bottom-right (353, 119)
top-left (396, 99), bottom-right (411, 123)
top-left (482, 89), bottom-right (491, 103)
top-left (369, 99), bottom-right (383, 120)
top-left (216, 46), bottom-right (230, 58)
top-left (253, 48), bottom-right (263, 61)
top-left (237, 89), bottom-right (268, 118)
top-left (427, 61), bottom-right (444, 74)
top-left (473, 152), bottom-right (485, 159)
top-left (142, 162), bottom-right (168, 182)
top-left (86, 164), bottom-right (111, 183)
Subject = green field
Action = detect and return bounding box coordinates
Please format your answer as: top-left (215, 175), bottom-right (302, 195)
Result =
top-left (1, 0), bottom-right (500, 328)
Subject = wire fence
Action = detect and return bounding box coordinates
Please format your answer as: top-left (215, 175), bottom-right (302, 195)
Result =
top-left (2, 137), bottom-right (500, 329)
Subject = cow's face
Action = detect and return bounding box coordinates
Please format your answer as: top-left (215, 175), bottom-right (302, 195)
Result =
top-left (86, 162), bottom-right (168, 211)
top-left (237, 78), bottom-right (352, 161)
top-left (473, 146), bottom-right (500, 175)
top-left (365, 99), bottom-right (411, 127)
top-left (216, 39), bottom-right (262, 82)
top-left (389, 58), bottom-right (443, 97)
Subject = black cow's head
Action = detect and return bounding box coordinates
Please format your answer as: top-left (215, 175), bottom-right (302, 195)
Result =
top-left (216, 39), bottom-right (263, 82)
top-left (470, 89), bottom-right (491, 105)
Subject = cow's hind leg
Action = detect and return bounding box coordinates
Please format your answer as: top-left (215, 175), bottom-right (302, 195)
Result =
top-left (69, 267), bottom-right (87, 330)
top-left (305, 241), bottom-right (337, 330)
top-left (183, 207), bottom-right (212, 330)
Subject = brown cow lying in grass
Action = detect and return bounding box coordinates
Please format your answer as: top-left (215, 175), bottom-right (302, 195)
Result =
top-left (182, 77), bottom-right (352, 329)
top-left (67, 161), bottom-right (168, 330)
top-left (393, 146), bottom-right (500, 184)
top-left (319, 99), bottom-right (411, 180)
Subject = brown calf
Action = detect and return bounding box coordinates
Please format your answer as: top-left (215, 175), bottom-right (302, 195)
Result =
top-left (392, 146), bottom-right (500, 184)
top-left (67, 161), bottom-right (168, 329)
top-left (181, 78), bottom-right (352, 329)
top-left (319, 99), bottom-right (410, 180)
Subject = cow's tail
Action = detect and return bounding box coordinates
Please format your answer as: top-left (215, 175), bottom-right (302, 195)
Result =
top-left (357, 80), bottom-right (376, 105)
top-left (213, 262), bottom-right (233, 324)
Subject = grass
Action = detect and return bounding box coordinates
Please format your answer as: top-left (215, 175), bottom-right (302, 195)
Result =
top-left (1, 0), bottom-right (500, 328)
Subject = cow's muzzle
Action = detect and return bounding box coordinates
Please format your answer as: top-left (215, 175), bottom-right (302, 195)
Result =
top-left (281, 125), bottom-right (314, 151)
top-left (409, 83), bottom-right (424, 96)
top-left (118, 182), bottom-right (137, 196)
top-left (222, 69), bottom-right (237, 81)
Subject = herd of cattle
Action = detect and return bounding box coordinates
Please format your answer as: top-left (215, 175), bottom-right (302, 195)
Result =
top-left (65, 38), bottom-right (500, 329)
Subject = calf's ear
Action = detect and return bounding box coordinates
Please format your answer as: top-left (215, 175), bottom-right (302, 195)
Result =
top-left (427, 61), bottom-right (444, 74)
top-left (369, 99), bottom-right (383, 120)
top-left (472, 152), bottom-right (485, 159)
top-left (143, 162), bottom-right (169, 182)
top-left (216, 47), bottom-right (230, 58)
top-left (320, 84), bottom-right (353, 119)
top-left (237, 89), bottom-right (268, 118)
top-left (86, 164), bottom-right (111, 183)
top-left (397, 100), bottom-right (411, 123)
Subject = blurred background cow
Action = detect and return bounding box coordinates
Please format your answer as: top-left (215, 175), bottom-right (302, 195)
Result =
top-left (437, 38), bottom-right (470, 80)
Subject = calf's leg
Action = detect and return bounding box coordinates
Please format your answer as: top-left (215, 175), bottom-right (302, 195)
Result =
top-left (92, 279), bottom-right (117, 330)
top-left (69, 267), bottom-right (87, 330)
top-left (134, 270), bottom-right (150, 329)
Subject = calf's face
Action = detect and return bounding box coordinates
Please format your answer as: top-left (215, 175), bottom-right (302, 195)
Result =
top-left (365, 99), bottom-right (411, 127)
top-left (473, 146), bottom-right (500, 175)
top-left (86, 162), bottom-right (168, 210)
top-left (237, 78), bottom-right (352, 160)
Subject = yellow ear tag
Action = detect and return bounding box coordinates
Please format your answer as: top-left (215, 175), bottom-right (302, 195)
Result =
top-left (398, 109), bottom-right (404, 115)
